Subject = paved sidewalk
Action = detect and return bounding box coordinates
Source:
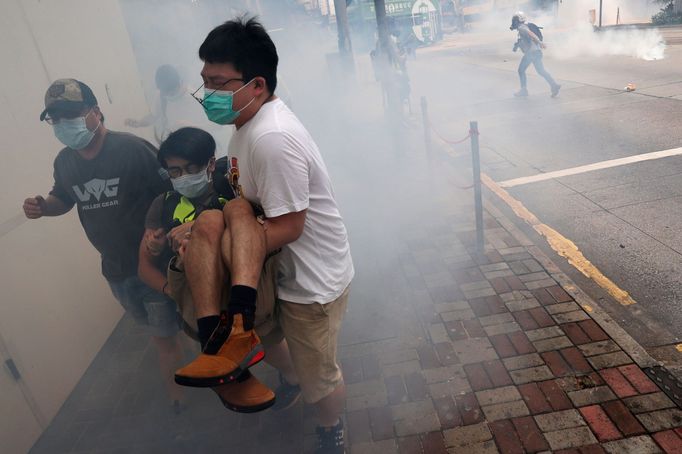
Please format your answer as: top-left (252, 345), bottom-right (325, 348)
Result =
top-left (337, 199), bottom-right (682, 454)
top-left (29, 122), bottom-right (682, 453)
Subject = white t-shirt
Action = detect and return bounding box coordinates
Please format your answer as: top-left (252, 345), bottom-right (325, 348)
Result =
top-left (227, 98), bottom-right (354, 304)
top-left (152, 88), bottom-right (231, 158)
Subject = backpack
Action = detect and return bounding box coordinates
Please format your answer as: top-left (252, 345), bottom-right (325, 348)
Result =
top-left (528, 23), bottom-right (543, 41)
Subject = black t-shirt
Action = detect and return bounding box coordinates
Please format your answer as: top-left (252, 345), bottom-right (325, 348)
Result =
top-left (50, 131), bottom-right (171, 281)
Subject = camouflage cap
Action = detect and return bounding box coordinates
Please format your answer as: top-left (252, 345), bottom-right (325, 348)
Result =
top-left (40, 79), bottom-right (98, 121)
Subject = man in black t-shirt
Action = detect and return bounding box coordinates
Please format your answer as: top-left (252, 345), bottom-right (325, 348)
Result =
top-left (22, 79), bottom-right (185, 410)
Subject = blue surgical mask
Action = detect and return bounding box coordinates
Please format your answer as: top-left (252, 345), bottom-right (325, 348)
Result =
top-left (202, 79), bottom-right (255, 125)
top-left (171, 168), bottom-right (211, 198)
top-left (52, 112), bottom-right (99, 150)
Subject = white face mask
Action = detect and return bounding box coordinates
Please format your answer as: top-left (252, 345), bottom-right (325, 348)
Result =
top-left (52, 111), bottom-right (100, 150)
top-left (171, 168), bottom-right (210, 198)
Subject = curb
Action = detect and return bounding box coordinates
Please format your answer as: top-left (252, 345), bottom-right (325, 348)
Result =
top-left (482, 197), bottom-right (661, 370)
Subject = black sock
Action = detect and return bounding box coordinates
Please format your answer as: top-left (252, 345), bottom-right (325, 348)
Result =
top-left (197, 315), bottom-right (221, 350)
top-left (228, 285), bottom-right (257, 330)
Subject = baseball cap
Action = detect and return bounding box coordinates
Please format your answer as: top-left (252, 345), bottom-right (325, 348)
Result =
top-left (40, 79), bottom-right (98, 121)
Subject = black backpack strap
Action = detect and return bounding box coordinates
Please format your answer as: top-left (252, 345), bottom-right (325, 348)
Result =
top-left (212, 156), bottom-right (236, 201)
top-left (161, 191), bottom-right (183, 231)
top-left (210, 156), bottom-right (263, 217)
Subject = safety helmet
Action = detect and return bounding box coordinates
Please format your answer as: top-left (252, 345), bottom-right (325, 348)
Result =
top-left (510, 12), bottom-right (527, 30)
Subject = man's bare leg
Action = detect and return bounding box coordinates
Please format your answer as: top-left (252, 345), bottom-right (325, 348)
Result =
top-left (223, 198), bottom-right (265, 288)
top-left (315, 383), bottom-right (346, 427)
top-left (220, 198), bottom-right (266, 331)
top-left (264, 339), bottom-right (298, 385)
top-left (185, 210), bottom-right (225, 319)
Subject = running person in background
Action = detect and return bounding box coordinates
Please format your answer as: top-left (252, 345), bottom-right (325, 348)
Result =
top-left (510, 12), bottom-right (561, 98)
top-left (174, 17), bottom-right (354, 454)
top-left (23, 79), bottom-right (186, 412)
top-left (126, 64), bottom-right (231, 157)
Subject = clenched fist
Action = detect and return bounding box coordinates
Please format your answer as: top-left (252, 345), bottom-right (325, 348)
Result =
top-left (23, 195), bottom-right (46, 219)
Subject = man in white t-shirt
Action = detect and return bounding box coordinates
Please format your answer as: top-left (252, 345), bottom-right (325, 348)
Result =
top-left (173, 18), bottom-right (353, 454)
top-left (125, 64), bottom-right (231, 157)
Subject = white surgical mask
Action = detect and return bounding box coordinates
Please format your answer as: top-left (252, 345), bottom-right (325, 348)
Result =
top-left (171, 168), bottom-right (210, 198)
top-left (52, 111), bottom-right (99, 150)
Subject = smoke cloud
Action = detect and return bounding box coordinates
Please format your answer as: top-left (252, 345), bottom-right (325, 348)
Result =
top-left (473, 0), bottom-right (666, 61)
top-left (549, 22), bottom-right (665, 61)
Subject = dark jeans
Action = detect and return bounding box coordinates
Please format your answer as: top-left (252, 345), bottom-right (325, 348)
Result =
top-left (108, 276), bottom-right (180, 338)
top-left (518, 50), bottom-right (557, 90)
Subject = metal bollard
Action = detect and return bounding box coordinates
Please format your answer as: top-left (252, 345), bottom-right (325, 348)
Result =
top-left (470, 121), bottom-right (484, 254)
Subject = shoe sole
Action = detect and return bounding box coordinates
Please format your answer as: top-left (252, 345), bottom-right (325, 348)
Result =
top-left (174, 344), bottom-right (265, 388)
top-left (214, 391), bottom-right (276, 414)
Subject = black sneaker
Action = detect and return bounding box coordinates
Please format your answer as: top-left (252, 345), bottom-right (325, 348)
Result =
top-left (270, 373), bottom-right (301, 411)
top-left (315, 419), bottom-right (345, 454)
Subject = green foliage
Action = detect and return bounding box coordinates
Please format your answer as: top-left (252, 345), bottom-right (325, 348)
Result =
top-left (652, 1), bottom-right (682, 25)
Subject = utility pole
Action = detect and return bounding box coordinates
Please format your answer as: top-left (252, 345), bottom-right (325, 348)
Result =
top-left (598, 0), bottom-right (603, 28)
top-left (333, 0), bottom-right (353, 56)
top-left (374, 0), bottom-right (390, 53)
top-left (373, 0), bottom-right (400, 114)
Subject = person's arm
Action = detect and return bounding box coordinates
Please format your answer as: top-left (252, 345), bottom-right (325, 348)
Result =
top-left (251, 131), bottom-right (311, 252)
top-left (126, 96), bottom-right (161, 128)
top-left (138, 234), bottom-right (169, 295)
top-left (125, 114), bottom-right (156, 128)
top-left (263, 210), bottom-right (306, 253)
top-left (139, 194), bottom-right (170, 294)
top-left (23, 194), bottom-right (73, 218)
top-left (24, 161), bottom-right (76, 219)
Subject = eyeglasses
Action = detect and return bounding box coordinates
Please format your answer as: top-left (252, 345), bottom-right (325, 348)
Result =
top-left (166, 163), bottom-right (207, 179)
top-left (44, 109), bottom-right (92, 125)
top-left (190, 78), bottom-right (244, 105)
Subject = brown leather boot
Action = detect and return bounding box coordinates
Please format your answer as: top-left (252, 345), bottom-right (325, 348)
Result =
top-left (211, 370), bottom-right (276, 413)
top-left (175, 313), bottom-right (264, 387)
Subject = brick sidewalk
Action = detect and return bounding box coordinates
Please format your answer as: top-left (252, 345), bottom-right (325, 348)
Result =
top-left (338, 203), bottom-right (682, 454)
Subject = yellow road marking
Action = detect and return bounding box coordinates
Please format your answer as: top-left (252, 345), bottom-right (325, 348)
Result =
top-left (481, 173), bottom-right (637, 306)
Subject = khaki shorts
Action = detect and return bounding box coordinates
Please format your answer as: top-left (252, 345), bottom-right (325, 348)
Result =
top-left (167, 254), bottom-right (283, 346)
top-left (278, 285), bottom-right (350, 404)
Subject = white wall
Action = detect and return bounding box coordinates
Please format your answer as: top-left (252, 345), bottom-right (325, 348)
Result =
top-left (0, 1), bottom-right (150, 451)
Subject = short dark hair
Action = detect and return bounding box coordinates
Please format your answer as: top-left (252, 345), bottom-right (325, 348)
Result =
top-left (199, 16), bottom-right (278, 94)
top-left (158, 127), bottom-right (215, 168)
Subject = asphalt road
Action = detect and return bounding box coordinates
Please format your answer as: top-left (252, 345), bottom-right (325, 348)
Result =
top-left (408, 25), bottom-right (682, 368)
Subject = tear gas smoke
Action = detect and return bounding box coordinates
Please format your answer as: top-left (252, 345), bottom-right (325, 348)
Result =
top-left (474, 0), bottom-right (666, 61)
top-left (550, 22), bottom-right (665, 61)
